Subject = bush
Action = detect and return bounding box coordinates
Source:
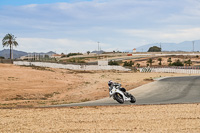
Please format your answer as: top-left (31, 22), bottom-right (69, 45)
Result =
top-left (171, 59), bottom-right (184, 66)
top-left (123, 61), bottom-right (134, 67)
top-left (108, 60), bottom-right (119, 65)
top-left (0, 56), bottom-right (5, 59)
top-left (67, 53), bottom-right (83, 57)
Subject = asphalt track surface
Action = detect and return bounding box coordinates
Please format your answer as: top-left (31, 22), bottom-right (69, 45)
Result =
top-left (50, 76), bottom-right (200, 107)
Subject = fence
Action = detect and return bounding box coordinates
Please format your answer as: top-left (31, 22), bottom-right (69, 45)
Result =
top-left (139, 67), bottom-right (200, 74)
top-left (0, 59), bottom-right (13, 64)
top-left (13, 61), bottom-right (131, 71)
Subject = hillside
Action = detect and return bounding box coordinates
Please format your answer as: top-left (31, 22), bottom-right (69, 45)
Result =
top-left (0, 49), bottom-right (56, 59)
top-left (0, 49), bottom-right (27, 59)
top-left (136, 40), bottom-right (200, 52)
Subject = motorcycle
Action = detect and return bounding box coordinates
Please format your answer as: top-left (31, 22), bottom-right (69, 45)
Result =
top-left (109, 83), bottom-right (136, 104)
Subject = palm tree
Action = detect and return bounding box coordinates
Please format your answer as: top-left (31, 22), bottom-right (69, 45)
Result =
top-left (157, 57), bottom-right (162, 66)
top-left (2, 33), bottom-right (18, 59)
top-left (147, 58), bottom-right (154, 66)
top-left (167, 57), bottom-right (172, 66)
top-left (184, 59), bottom-right (192, 66)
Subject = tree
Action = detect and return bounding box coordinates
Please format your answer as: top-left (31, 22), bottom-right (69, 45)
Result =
top-left (87, 51), bottom-right (90, 55)
top-left (148, 46), bottom-right (161, 52)
top-left (2, 33), bottom-right (18, 59)
top-left (136, 63), bottom-right (140, 68)
top-left (157, 57), bottom-right (162, 66)
top-left (61, 53), bottom-right (66, 58)
top-left (147, 58), bottom-right (154, 66)
top-left (184, 59), bottom-right (192, 66)
top-left (167, 57), bottom-right (172, 66)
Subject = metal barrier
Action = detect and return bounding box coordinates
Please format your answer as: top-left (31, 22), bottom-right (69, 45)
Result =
top-left (139, 67), bottom-right (200, 74)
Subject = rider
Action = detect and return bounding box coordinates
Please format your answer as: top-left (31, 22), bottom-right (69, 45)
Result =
top-left (108, 80), bottom-right (129, 96)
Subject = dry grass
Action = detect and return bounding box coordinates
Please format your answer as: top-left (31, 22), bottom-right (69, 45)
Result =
top-left (0, 63), bottom-right (199, 108)
top-left (0, 104), bottom-right (200, 132)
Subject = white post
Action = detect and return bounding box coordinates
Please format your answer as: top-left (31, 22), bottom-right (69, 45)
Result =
top-left (12, 44), bottom-right (13, 59)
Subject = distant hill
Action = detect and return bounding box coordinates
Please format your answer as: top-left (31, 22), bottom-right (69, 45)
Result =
top-left (0, 49), bottom-right (28, 59)
top-left (0, 49), bottom-right (56, 59)
top-left (91, 50), bottom-right (105, 54)
top-left (135, 40), bottom-right (200, 52)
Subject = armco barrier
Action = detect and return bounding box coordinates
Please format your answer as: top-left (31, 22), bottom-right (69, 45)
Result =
top-left (139, 67), bottom-right (200, 74)
top-left (13, 61), bottom-right (131, 71)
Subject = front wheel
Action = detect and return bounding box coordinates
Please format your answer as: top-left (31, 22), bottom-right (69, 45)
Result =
top-left (114, 93), bottom-right (124, 104)
top-left (130, 95), bottom-right (136, 103)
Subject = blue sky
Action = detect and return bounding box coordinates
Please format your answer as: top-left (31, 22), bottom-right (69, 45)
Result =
top-left (0, 0), bottom-right (92, 6)
top-left (0, 0), bottom-right (200, 53)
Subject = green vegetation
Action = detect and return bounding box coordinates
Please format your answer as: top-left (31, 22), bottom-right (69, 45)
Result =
top-left (123, 61), bottom-right (134, 67)
top-left (157, 57), bottom-right (162, 66)
top-left (87, 51), bottom-right (90, 55)
top-left (2, 33), bottom-right (18, 59)
top-left (184, 59), bottom-right (192, 66)
top-left (171, 59), bottom-right (184, 66)
top-left (108, 60), bottom-right (119, 65)
top-left (0, 56), bottom-right (5, 59)
top-left (167, 57), bottom-right (172, 66)
top-left (67, 53), bottom-right (83, 57)
top-left (148, 46), bottom-right (161, 52)
top-left (136, 63), bottom-right (140, 67)
top-left (146, 58), bottom-right (154, 66)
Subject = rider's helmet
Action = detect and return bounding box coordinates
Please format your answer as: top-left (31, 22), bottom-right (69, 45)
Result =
top-left (108, 80), bottom-right (113, 87)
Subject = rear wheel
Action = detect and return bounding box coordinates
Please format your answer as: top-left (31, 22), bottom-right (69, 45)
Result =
top-left (114, 93), bottom-right (124, 104)
top-left (130, 95), bottom-right (136, 103)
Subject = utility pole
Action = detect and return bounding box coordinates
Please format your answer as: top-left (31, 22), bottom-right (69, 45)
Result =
top-left (192, 41), bottom-right (195, 52)
top-left (97, 42), bottom-right (100, 59)
top-left (160, 42), bottom-right (162, 52)
top-left (97, 42), bottom-right (100, 52)
top-left (11, 44), bottom-right (13, 60)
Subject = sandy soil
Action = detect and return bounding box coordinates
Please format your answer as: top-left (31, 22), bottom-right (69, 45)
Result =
top-left (0, 63), bottom-right (199, 108)
top-left (0, 104), bottom-right (200, 132)
top-left (1, 63), bottom-right (200, 132)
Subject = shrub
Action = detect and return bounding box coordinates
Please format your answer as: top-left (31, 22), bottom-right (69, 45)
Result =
top-left (0, 56), bottom-right (5, 59)
top-left (123, 61), bottom-right (134, 67)
top-left (67, 53), bottom-right (83, 57)
top-left (171, 59), bottom-right (184, 66)
top-left (108, 60), bottom-right (119, 65)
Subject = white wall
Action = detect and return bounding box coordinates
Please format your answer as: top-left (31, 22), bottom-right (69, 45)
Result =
top-left (13, 61), bottom-right (131, 71)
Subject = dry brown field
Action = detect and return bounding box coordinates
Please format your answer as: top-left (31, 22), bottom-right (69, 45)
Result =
top-left (0, 104), bottom-right (200, 132)
top-left (0, 63), bottom-right (198, 108)
top-left (0, 63), bottom-right (200, 132)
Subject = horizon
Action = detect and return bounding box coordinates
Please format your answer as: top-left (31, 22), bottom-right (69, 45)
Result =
top-left (1, 0), bottom-right (200, 53)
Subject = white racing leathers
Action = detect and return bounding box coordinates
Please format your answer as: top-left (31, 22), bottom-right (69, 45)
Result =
top-left (109, 83), bottom-right (136, 104)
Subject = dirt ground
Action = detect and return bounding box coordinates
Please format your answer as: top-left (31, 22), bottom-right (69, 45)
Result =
top-left (1, 63), bottom-right (200, 132)
top-left (0, 63), bottom-right (199, 108)
top-left (0, 104), bottom-right (200, 132)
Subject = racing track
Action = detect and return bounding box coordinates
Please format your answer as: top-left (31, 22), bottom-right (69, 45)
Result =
top-left (50, 76), bottom-right (200, 107)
